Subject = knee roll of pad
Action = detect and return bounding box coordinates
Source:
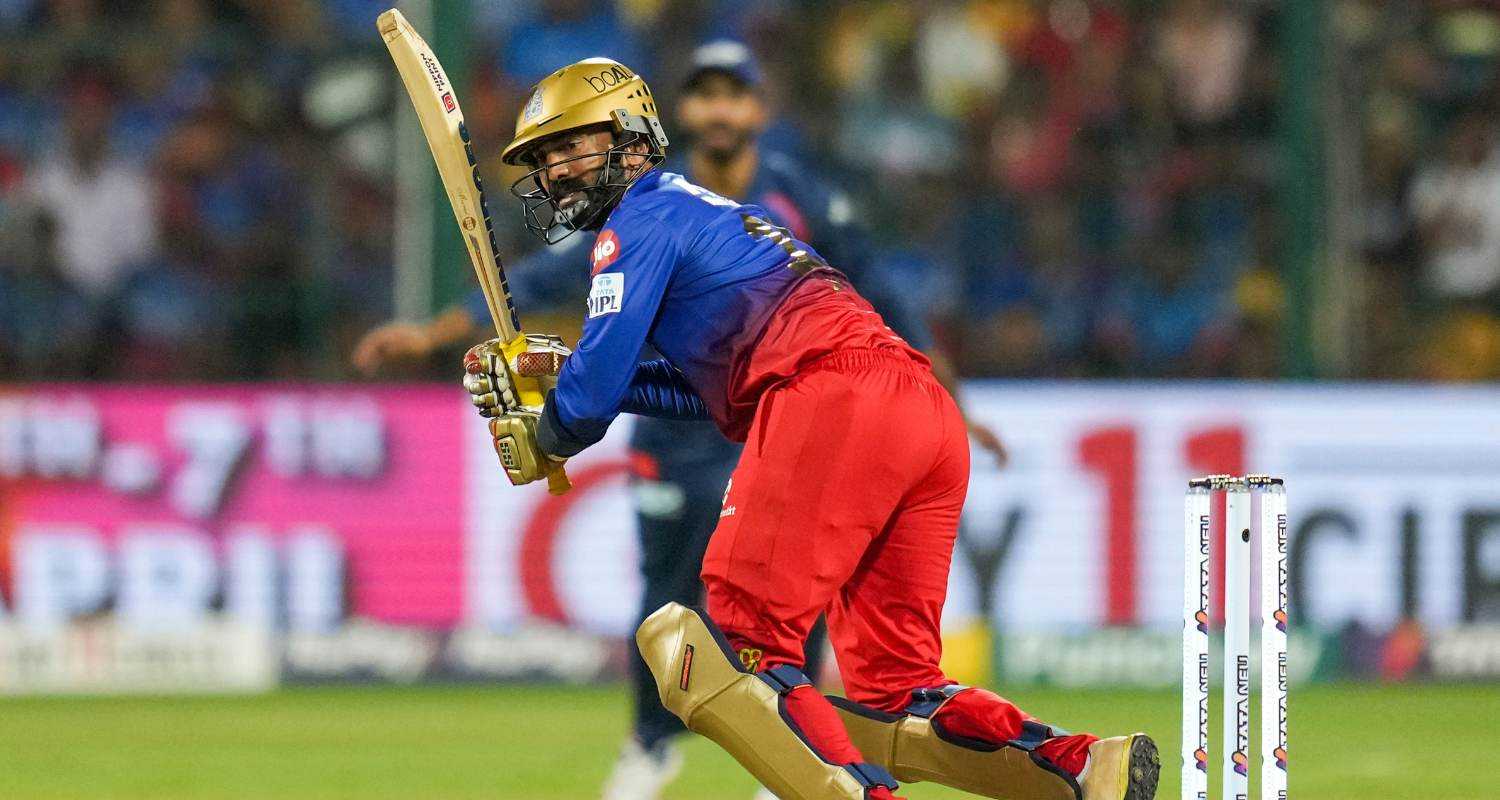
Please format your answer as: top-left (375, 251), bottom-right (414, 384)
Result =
top-left (635, 602), bottom-right (898, 800)
top-left (830, 690), bottom-right (1082, 800)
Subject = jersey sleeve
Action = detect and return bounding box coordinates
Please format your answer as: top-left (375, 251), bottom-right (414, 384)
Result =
top-left (537, 214), bottom-right (681, 458)
top-left (620, 359), bottom-right (711, 420)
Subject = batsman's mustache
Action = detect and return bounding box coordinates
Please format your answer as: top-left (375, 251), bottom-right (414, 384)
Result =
top-left (549, 175), bottom-right (595, 199)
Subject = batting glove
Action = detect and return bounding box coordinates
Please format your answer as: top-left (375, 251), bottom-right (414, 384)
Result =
top-left (462, 334), bottom-right (571, 417)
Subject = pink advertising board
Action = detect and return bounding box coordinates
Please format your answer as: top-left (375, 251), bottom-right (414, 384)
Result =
top-left (0, 386), bottom-right (468, 625)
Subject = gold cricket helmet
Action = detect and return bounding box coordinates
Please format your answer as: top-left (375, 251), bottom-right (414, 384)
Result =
top-left (501, 58), bottom-right (669, 166)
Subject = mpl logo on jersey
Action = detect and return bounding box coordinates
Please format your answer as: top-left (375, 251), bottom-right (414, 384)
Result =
top-left (591, 230), bottom-right (620, 274)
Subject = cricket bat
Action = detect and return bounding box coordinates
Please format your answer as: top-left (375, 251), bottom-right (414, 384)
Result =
top-left (379, 7), bottom-right (571, 494)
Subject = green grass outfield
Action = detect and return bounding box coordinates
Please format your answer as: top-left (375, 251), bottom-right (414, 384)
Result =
top-left (0, 682), bottom-right (1491, 799)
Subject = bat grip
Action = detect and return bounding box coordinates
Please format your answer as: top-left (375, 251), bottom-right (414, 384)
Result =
top-left (546, 466), bottom-right (572, 495)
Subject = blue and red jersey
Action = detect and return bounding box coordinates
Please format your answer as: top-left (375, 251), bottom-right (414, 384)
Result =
top-left (537, 169), bottom-right (921, 457)
top-left (468, 152), bottom-right (930, 469)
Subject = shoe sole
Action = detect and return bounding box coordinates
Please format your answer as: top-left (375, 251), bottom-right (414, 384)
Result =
top-left (1123, 735), bottom-right (1161, 800)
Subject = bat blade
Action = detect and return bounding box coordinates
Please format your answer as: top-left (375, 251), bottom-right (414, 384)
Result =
top-left (381, 9), bottom-right (570, 495)
top-left (379, 8), bottom-right (521, 341)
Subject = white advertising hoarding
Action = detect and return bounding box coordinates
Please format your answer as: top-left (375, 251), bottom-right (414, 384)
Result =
top-left (467, 384), bottom-right (1500, 638)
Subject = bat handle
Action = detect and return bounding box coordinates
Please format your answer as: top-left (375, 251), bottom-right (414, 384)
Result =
top-left (546, 466), bottom-right (572, 495)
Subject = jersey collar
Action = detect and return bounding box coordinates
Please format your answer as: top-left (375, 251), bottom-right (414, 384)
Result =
top-left (622, 166), bottom-right (665, 201)
top-left (597, 167), bottom-right (664, 231)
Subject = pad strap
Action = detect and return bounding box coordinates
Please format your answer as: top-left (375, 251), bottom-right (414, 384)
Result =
top-left (905, 685), bottom-right (1072, 753)
top-left (832, 693), bottom-right (1083, 799)
top-left (757, 665), bottom-right (899, 794)
top-left (844, 761), bottom-right (900, 792)
top-left (904, 684), bottom-right (967, 718)
top-left (1012, 720), bottom-right (1069, 752)
top-left (758, 665), bottom-right (814, 694)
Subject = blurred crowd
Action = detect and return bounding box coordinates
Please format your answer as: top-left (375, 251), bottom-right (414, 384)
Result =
top-left (1, 0), bottom-right (1498, 382)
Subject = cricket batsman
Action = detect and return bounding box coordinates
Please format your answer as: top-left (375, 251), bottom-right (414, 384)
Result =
top-left (462, 57), bottom-right (1160, 800)
top-left (360, 40), bottom-right (1008, 800)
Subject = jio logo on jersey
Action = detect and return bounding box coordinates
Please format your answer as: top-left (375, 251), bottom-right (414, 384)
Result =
top-left (591, 229), bottom-right (621, 274)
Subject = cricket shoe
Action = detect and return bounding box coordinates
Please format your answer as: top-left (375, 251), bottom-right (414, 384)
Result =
top-left (600, 738), bottom-right (683, 800)
top-left (1078, 734), bottom-right (1159, 800)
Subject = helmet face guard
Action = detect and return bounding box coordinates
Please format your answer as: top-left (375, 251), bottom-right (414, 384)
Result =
top-left (509, 110), bottom-right (668, 245)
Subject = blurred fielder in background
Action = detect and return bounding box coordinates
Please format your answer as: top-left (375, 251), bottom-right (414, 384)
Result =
top-left (355, 40), bottom-right (1004, 800)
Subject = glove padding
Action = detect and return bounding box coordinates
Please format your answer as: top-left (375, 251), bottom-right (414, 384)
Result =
top-left (488, 410), bottom-right (567, 487)
top-left (463, 333), bottom-right (572, 490)
top-left (463, 334), bottom-right (571, 417)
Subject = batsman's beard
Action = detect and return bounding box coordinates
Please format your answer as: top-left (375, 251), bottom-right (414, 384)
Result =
top-left (551, 180), bottom-right (600, 226)
top-left (511, 132), bottom-right (663, 244)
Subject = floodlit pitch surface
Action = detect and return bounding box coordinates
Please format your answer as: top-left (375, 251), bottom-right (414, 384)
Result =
top-left (0, 683), bottom-right (1490, 799)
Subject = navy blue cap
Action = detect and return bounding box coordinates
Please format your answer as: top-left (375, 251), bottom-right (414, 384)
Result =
top-left (682, 39), bottom-right (762, 90)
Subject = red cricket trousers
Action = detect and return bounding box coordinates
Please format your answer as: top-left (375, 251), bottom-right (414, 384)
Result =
top-left (699, 344), bottom-right (1097, 779)
top-left (701, 347), bottom-right (967, 711)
